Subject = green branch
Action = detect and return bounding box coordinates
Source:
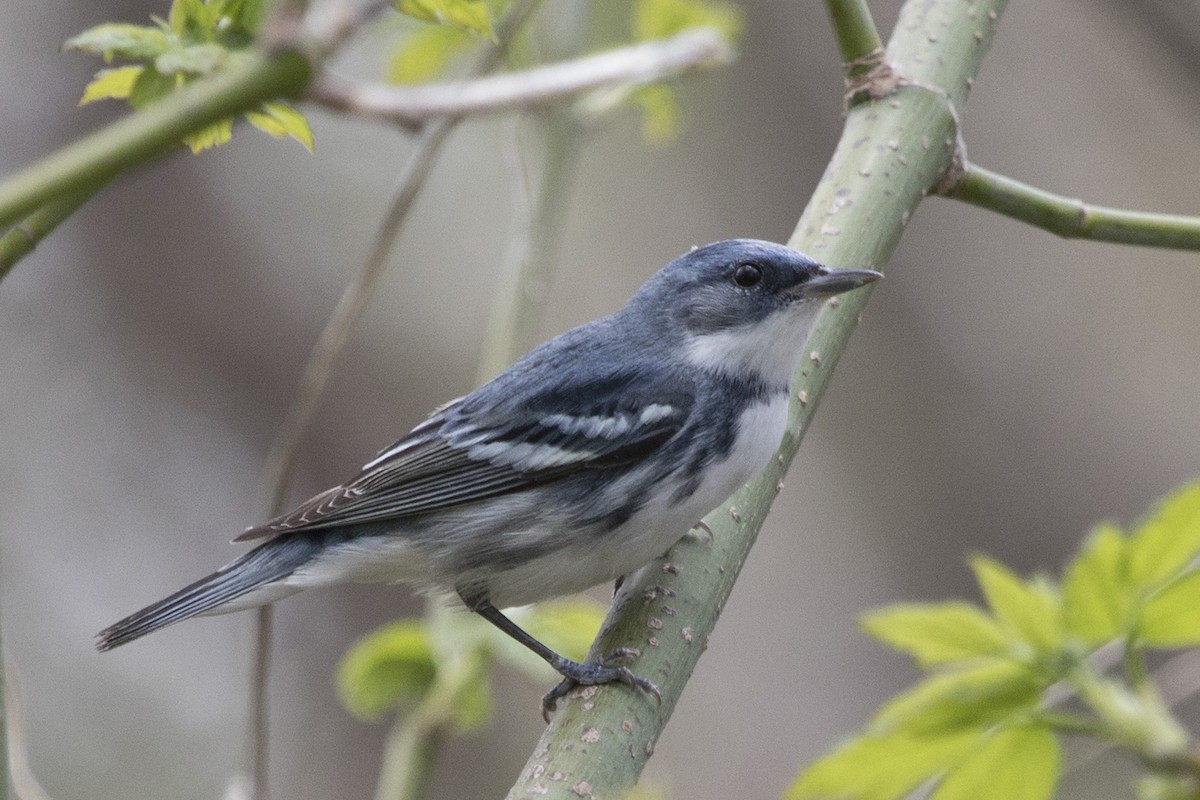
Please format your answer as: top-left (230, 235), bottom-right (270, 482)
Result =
top-left (0, 50), bottom-right (310, 231)
top-left (945, 163), bottom-right (1200, 250)
top-left (505, 1), bottom-right (1007, 798)
top-left (824, 0), bottom-right (884, 67)
top-left (0, 183), bottom-right (100, 279)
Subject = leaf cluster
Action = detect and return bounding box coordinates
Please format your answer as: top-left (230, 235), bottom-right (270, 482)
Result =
top-left (65, 0), bottom-right (313, 153)
top-left (789, 482), bottom-right (1200, 800)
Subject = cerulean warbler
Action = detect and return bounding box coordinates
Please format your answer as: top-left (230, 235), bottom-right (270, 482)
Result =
top-left (97, 239), bottom-right (880, 717)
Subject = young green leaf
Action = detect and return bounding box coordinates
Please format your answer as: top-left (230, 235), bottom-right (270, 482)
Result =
top-left (869, 660), bottom-right (1046, 737)
top-left (128, 66), bottom-right (179, 109)
top-left (788, 728), bottom-right (985, 800)
top-left (182, 117), bottom-right (234, 153)
top-left (971, 556), bottom-right (1064, 651)
top-left (930, 726), bottom-right (1060, 800)
top-left (1139, 570), bottom-right (1200, 647)
top-left (395, 0), bottom-right (494, 38)
top-left (245, 102), bottom-right (315, 151)
top-left (633, 0), bottom-right (744, 45)
top-left (387, 24), bottom-right (473, 84)
top-left (1062, 523), bottom-right (1130, 645)
top-left (337, 621), bottom-right (438, 721)
top-left (169, 0), bottom-right (219, 38)
top-left (860, 602), bottom-right (1011, 668)
top-left (63, 24), bottom-right (171, 61)
top-left (522, 599), bottom-right (607, 664)
top-left (1127, 483), bottom-right (1200, 589)
top-left (79, 66), bottom-right (144, 105)
top-left (155, 43), bottom-right (228, 76)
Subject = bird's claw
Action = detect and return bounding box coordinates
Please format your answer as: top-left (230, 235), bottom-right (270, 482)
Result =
top-left (540, 650), bottom-right (661, 722)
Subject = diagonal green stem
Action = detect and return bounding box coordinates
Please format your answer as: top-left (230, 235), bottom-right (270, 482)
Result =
top-left (0, 183), bottom-right (101, 279)
top-left (0, 51), bottom-right (311, 231)
top-left (945, 163), bottom-right (1200, 250)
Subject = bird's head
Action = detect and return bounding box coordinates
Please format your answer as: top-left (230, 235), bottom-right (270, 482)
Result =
top-left (630, 239), bottom-right (881, 383)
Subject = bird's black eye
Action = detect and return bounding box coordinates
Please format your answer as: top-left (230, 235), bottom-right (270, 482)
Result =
top-left (732, 263), bottom-right (763, 288)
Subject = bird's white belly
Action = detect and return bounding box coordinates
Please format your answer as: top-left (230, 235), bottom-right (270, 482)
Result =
top-left (484, 392), bottom-right (791, 607)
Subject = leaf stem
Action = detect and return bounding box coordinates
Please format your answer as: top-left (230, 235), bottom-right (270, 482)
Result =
top-left (248, 2), bottom-right (546, 797)
top-left (944, 163), bottom-right (1200, 251)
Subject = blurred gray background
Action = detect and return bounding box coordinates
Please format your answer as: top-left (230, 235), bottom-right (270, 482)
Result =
top-left (2, 1), bottom-right (1198, 798)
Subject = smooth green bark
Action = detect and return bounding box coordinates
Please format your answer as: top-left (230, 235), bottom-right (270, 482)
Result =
top-left (506, 1), bottom-right (1007, 797)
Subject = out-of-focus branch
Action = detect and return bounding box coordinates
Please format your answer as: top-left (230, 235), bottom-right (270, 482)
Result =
top-left (942, 163), bottom-right (1200, 251)
top-left (247, 2), bottom-right (545, 797)
top-left (0, 184), bottom-right (99, 279)
top-left (310, 30), bottom-right (731, 130)
top-left (478, 110), bottom-right (584, 378)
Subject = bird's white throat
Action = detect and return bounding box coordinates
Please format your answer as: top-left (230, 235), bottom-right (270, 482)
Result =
top-left (685, 304), bottom-right (822, 384)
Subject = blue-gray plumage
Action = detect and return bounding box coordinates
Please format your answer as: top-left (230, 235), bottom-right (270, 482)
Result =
top-left (97, 239), bottom-right (880, 716)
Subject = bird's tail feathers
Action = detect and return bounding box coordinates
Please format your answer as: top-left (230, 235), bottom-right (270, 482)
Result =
top-left (96, 534), bottom-right (326, 651)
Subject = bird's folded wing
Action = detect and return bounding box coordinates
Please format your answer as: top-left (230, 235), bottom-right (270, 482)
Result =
top-left (237, 369), bottom-right (694, 540)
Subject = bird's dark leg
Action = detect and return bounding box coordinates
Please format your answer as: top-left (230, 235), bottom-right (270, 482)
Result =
top-left (461, 593), bottom-right (660, 721)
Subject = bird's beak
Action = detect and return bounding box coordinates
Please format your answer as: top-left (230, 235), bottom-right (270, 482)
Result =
top-left (794, 267), bottom-right (883, 299)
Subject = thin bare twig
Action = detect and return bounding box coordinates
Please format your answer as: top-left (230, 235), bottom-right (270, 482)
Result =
top-left (310, 29), bottom-right (731, 130)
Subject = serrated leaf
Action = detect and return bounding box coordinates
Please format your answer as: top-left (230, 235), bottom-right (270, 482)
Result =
top-left (64, 24), bottom-right (172, 61)
top-left (633, 0), bottom-right (744, 45)
top-left (632, 84), bottom-right (681, 143)
top-left (788, 728), bottom-right (985, 800)
top-left (182, 117), bottom-right (234, 153)
top-left (971, 557), bottom-right (1064, 651)
top-left (245, 102), bottom-right (314, 151)
top-left (1062, 523), bottom-right (1130, 644)
top-left (79, 66), bottom-right (144, 105)
top-left (1140, 569), bottom-right (1200, 647)
top-left (395, 0), bottom-right (493, 37)
top-left (870, 660), bottom-right (1045, 737)
top-left (155, 42), bottom-right (227, 75)
top-left (128, 66), bottom-right (179, 109)
top-left (930, 726), bottom-right (1060, 800)
top-left (861, 602), bottom-right (1011, 668)
top-left (387, 24), bottom-right (473, 84)
top-left (337, 621), bottom-right (438, 721)
top-left (1128, 483), bottom-right (1200, 589)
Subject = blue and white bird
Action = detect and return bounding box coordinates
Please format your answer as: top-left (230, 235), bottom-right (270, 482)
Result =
top-left (97, 239), bottom-right (879, 716)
